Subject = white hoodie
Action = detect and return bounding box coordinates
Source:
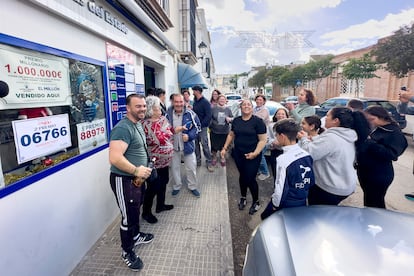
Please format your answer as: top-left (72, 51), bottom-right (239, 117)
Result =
top-left (299, 127), bottom-right (357, 196)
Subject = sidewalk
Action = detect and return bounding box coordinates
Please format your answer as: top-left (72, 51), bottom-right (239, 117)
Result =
top-left (71, 163), bottom-right (234, 276)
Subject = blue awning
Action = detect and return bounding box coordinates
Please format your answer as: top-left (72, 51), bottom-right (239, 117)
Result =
top-left (177, 63), bottom-right (208, 89)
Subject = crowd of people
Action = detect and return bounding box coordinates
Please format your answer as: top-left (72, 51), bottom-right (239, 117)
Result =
top-left (108, 85), bottom-right (409, 271)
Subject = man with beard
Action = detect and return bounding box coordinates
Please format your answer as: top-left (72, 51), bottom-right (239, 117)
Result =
top-left (109, 94), bottom-right (154, 271)
top-left (192, 85), bottom-right (214, 172)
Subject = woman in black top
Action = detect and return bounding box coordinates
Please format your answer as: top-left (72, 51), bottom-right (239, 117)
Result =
top-left (221, 99), bottom-right (267, 215)
top-left (356, 105), bottom-right (407, 208)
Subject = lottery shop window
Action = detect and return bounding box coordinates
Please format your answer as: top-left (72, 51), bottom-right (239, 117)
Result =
top-left (0, 36), bottom-right (110, 197)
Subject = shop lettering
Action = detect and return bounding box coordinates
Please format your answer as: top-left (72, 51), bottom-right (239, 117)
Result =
top-left (16, 93), bottom-right (45, 98)
top-left (38, 87), bottom-right (60, 91)
top-left (72, 0), bottom-right (85, 6)
top-left (86, 1), bottom-right (128, 34)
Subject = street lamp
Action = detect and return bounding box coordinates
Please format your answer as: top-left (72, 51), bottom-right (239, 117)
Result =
top-left (198, 41), bottom-right (207, 58)
top-left (197, 41), bottom-right (210, 78)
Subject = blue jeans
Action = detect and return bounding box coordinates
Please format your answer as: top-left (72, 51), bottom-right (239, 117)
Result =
top-left (258, 145), bottom-right (269, 175)
top-left (195, 127), bottom-right (212, 165)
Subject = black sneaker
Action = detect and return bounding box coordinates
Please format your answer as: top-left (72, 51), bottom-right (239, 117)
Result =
top-left (142, 213), bottom-right (158, 224)
top-left (238, 197), bottom-right (247, 210)
top-left (121, 251), bottom-right (143, 271)
top-left (249, 201), bottom-right (261, 215)
top-left (134, 232), bottom-right (154, 246)
top-left (156, 204), bottom-right (174, 213)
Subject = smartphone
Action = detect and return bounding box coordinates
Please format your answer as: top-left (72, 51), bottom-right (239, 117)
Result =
top-left (401, 86), bottom-right (407, 91)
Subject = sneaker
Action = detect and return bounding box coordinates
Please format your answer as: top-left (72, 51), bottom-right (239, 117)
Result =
top-left (155, 204), bottom-right (174, 213)
top-left (207, 165), bottom-right (214, 172)
top-left (142, 213), bottom-right (158, 224)
top-left (134, 232), bottom-right (154, 246)
top-left (405, 194), bottom-right (414, 201)
top-left (249, 201), bottom-right (261, 215)
top-left (220, 159), bottom-right (226, 167)
top-left (122, 251), bottom-right (143, 271)
top-left (258, 173), bottom-right (270, 181)
top-left (238, 197), bottom-right (247, 210)
top-left (172, 189), bottom-right (180, 196)
top-left (190, 189), bottom-right (201, 198)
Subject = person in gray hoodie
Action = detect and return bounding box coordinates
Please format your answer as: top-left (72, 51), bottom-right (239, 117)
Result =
top-left (298, 106), bottom-right (369, 205)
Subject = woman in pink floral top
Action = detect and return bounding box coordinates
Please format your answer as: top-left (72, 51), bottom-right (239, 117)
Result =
top-left (141, 96), bottom-right (174, 224)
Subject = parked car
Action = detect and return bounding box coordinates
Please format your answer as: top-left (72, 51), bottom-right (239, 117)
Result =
top-left (243, 205), bottom-right (414, 276)
top-left (280, 95), bottom-right (298, 107)
top-left (264, 100), bottom-right (285, 118)
top-left (251, 100), bottom-right (285, 117)
top-left (225, 93), bottom-right (242, 107)
top-left (315, 97), bottom-right (407, 129)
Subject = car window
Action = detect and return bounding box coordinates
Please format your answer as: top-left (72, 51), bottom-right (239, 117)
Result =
top-left (226, 95), bottom-right (241, 100)
top-left (320, 98), bottom-right (348, 108)
top-left (365, 101), bottom-right (395, 111)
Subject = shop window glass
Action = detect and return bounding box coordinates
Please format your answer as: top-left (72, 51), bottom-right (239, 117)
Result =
top-left (0, 42), bottom-right (108, 192)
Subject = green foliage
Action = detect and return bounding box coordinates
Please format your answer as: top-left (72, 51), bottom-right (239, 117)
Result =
top-left (341, 53), bottom-right (379, 97)
top-left (341, 54), bottom-right (379, 80)
top-left (248, 68), bottom-right (267, 88)
top-left (265, 66), bottom-right (289, 85)
top-left (371, 23), bottom-right (414, 78)
top-left (303, 55), bottom-right (336, 81)
top-left (279, 66), bottom-right (306, 88)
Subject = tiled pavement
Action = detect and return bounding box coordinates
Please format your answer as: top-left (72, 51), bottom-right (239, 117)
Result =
top-left (71, 163), bottom-right (234, 276)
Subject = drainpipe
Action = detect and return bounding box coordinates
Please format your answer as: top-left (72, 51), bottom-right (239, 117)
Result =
top-left (117, 0), bottom-right (178, 53)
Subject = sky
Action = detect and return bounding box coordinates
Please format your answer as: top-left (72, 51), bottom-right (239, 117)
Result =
top-left (198, 0), bottom-right (414, 74)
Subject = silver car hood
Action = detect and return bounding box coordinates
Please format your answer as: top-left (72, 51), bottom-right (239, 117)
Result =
top-left (243, 206), bottom-right (414, 276)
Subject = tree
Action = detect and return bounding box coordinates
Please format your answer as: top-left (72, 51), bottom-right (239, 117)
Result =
top-left (341, 54), bottom-right (380, 98)
top-left (371, 23), bottom-right (414, 78)
top-left (303, 55), bottom-right (336, 91)
top-left (248, 68), bottom-right (267, 88)
top-left (265, 66), bottom-right (289, 86)
top-left (279, 65), bottom-right (306, 95)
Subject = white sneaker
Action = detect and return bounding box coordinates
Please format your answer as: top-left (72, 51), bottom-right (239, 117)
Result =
top-left (258, 173), bottom-right (270, 181)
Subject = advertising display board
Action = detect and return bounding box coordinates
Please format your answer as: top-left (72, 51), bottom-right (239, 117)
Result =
top-left (0, 44), bottom-right (71, 109)
top-left (12, 114), bottom-right (72, 164)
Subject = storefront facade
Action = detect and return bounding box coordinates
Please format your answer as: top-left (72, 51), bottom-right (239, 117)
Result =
top-left (0, 0), bottom-right (178, 275)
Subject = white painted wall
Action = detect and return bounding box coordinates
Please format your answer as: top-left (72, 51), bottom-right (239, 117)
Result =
top-left (0, 0), bottom-right (176, 275)
top-left (0, 150), bottom-right (118, 276)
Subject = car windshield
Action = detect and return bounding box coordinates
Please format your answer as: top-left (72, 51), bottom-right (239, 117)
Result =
top-left (320, 98), bottom-right (349, 108)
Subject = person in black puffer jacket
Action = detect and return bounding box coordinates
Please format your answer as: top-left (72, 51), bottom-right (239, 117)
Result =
top-left (356, 105), bottom-right (408, 208)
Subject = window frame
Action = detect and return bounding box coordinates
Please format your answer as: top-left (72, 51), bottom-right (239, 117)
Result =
top-left (0, 33), bottom-right (111, 199)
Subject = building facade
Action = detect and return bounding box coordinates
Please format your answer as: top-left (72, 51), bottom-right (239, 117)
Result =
top-left (275, 45), bottom-right (414, 103)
